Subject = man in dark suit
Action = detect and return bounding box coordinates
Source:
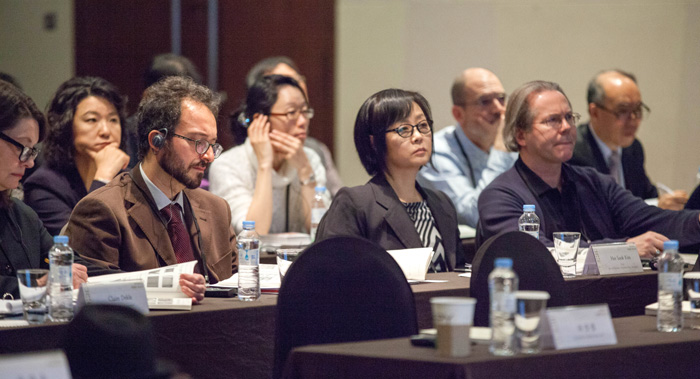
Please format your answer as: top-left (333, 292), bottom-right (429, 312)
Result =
top-left (66, 76), bottom-right (237, 303)
top-left (568, 69), bottom-right (687, 210)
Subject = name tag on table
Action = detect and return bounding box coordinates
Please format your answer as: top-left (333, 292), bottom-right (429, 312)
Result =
top-left (544, 304), bottom-right (617, 350)
top-left (585, 243), bottom-right (643, 275)
top-left (76, 280), bottom-right (149, 314)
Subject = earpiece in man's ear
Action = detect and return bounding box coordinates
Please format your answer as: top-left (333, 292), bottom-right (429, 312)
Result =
top-left (151, 128), bottom-right (168, 149)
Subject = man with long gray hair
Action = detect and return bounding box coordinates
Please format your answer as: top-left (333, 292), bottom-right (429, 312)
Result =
top-left (477, 80), bottom-right (700, 257)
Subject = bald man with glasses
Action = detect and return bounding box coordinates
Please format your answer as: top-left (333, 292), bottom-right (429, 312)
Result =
top-left (417, 68), bottom-right (517, 227)
top-left (569, 69), bottom-right (688, 210)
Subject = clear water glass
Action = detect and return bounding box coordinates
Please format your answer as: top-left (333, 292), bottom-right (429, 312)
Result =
top-left (514, 290), bottom-right (550, 354)
top-left (276, 248), bottom-right (303, 279)
top-left (553, 232), bottom-right (581, 278)
top-left (684, 272), bottom-right (700, 330)
top-left (16, 269), bottom-right (50, 324)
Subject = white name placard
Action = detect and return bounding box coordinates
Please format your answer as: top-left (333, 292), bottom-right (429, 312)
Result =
top-left (545, 304), bottom-right (617, 350)
top-left (590, 243), bottom-right (643, 275)
top-left (77, 280), bottom-right (149, 314)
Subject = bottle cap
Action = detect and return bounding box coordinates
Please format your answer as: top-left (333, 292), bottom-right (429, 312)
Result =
top-left (242, 221), bottom-right (255, 229)
top-left (53, 235), bottom-right (69, 244)
top-left (663, 240), bottom-right (679, 251)
top-left (315, 186), bottom-right (326, 193)
top-left (494, 257), bottom-right (513, 269)
top-left (523, 204), bottom-right (535, 212)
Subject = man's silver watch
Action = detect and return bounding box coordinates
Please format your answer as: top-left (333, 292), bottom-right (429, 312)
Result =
top-left (299, 173), bottom-right (316, 186)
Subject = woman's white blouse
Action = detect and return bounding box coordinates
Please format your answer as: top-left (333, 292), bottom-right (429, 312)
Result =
top-left (209, 139), bottom-right (327, 234)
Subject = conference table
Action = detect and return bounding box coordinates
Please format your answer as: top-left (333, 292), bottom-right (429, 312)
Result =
top-left (0, 271), bottom-right (657, 379)
top-left (283, 315), bottom-right (700, 379)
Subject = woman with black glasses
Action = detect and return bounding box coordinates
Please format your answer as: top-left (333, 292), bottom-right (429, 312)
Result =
top-left (316, 89), bottom-right (464, 272)
top-left (23, 77), bottom-right (129, 235)
top-left (0, 80), bottom-right (99, 297)
top-left (209, 75), bottom-right (326, 234)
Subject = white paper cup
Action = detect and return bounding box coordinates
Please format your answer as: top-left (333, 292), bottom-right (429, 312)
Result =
top-left (430, 297), bottom-right (477, 357)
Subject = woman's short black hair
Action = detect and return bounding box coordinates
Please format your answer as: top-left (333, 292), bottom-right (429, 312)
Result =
top-left (354, 88), bottom-right (433, 176)
top-left (230, 75), bottom-right (307, 143)
top-left (0, 80), bottom-right (47, 207)
top-left (44, 76), bottom-right (127, 171)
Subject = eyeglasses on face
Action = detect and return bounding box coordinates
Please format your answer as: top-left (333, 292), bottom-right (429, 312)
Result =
top-left (385, 121), bottom-right (433, 138)
top-left (538, 112), bottom-right (581, 130)
top-left (0, 132), bottom-right (40, 162)
top-left (596, 102), bottom-right (650, 122)
top-left (269, 107), bottom-right (315, 122)
top-left (172, 133), bottom-right (223, 158)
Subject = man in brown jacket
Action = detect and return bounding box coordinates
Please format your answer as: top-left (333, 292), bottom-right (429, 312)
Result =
top-left (66, 76), bottom-right (237, 302)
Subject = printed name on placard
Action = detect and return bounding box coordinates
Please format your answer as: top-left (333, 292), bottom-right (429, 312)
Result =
top-left (544, 304), bottom-right (617, 350)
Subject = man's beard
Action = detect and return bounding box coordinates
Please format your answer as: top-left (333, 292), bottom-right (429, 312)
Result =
top-left (158, 144), bottom-right (207, 189)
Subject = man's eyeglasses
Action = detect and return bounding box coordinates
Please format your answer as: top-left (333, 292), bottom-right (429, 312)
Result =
top-left (172, 133), bottom-right (223, 158)
top-left (269, 107), bottom-right (315, 123)
top-left (596, 102), bottom-right (650, 122)
top-left (0, 132), bottom-right (40, 162)
top-left (539, 112), bottom-right (581, 130)
top-left (460, 93), bottom-right (507, 108)
top-left (385, 121), bottom-right (433, 138)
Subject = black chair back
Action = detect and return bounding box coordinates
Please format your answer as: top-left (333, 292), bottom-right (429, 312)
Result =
top-left (470, 231), bottom-right (568, 326)
top-left (273, 236), bottom-right (418, 378)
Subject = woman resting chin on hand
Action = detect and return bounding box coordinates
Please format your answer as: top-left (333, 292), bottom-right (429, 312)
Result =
top-left (23, 77), bottom-right (129, 236)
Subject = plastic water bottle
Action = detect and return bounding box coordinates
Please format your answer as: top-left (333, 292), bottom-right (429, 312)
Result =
top-left (237, 221), bottom-right (260, 301)
top-left (310, 186), bottom-right (328, 242)
top-left (48, 235), bottom-right (74, 322)
top-left (489, 257), bottom-right (519, 355)
top-left (518, 204), bottom-right (539, 240)
top-left (657, 240), bottom-right (684, 332)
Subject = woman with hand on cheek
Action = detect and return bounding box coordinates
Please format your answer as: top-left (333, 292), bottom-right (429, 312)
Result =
top-left (315, 89), bottom-right (464, 272)
top-left (210, 75), bottom-right (326, 234)
top-left (24, 77), bottom-right (129, 236)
